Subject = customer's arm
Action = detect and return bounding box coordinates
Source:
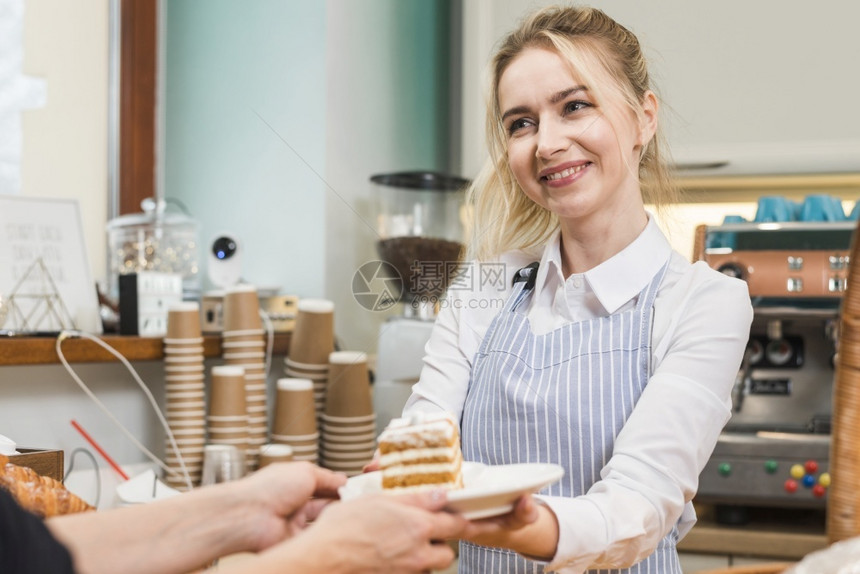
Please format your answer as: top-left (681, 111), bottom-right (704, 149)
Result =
top-left (217, 490), bottom-right (469, 574)
top-left (46, 462), bottom-right (344, 574)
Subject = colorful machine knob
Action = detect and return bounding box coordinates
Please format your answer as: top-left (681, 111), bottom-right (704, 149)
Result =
top-left (790, 464), bottom-right (805, 479)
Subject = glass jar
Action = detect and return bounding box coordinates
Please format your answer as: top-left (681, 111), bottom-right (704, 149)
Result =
top-left (106, 198), bottom-right (200, 301)
top-left (371, 172), bottom-right (469, 317)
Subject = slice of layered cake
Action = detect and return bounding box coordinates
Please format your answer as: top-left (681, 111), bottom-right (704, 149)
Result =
top-left (378, 412), bottom-right (464, 491)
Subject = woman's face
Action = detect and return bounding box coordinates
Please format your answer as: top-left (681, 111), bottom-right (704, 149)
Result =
top-left (498, 46), bottom-right (656, 227)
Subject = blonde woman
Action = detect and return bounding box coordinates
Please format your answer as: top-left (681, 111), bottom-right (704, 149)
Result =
top-left (404, 5), bottom-right (753, 573)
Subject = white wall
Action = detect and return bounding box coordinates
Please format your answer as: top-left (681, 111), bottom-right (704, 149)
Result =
top-left (323, 0), bottom-right (452, 353)
top-left (20, 0), bottom-right (109, 284)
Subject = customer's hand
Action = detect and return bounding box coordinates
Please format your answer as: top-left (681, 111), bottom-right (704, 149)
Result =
top-left (227, 461), bottom-right (347, 551)
top-left (289, 490), bottom-right (467, 573)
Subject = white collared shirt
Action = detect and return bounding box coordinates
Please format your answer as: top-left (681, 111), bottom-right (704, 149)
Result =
top-left (403, 216), bottom-right (753, 572)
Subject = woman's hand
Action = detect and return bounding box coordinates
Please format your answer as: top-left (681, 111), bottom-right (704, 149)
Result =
top-left (362, 451), bottom-right (381, 473)
top-left (459, 494), bottom-right (557, 561)
top-left (460, 494), bottom-right (539, 538)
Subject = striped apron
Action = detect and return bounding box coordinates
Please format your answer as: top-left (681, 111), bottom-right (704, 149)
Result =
top-left (459, 261), bottom-right (681, 573)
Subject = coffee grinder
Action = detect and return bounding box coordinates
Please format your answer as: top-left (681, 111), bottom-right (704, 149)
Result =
top-left (370, 171), bottom-right (469, 433)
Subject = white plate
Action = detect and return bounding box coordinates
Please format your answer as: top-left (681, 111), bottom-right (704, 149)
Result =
top-left (338, 461), bottom-right (564, 520)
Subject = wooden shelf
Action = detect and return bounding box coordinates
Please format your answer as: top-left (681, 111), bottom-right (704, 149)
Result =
top-left (679, 172), bottom-right (860, 192)
top-left (0, 333), bottom-right (291, 366)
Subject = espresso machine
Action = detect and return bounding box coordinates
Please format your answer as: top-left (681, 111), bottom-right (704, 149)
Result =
top-left (694, 196), bottom-right (854, 520)
top-left (370, 172), bottom-right (470, 434)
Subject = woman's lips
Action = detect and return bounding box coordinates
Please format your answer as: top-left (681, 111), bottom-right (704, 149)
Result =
top-left (539, 162), bottom-right (591, 187)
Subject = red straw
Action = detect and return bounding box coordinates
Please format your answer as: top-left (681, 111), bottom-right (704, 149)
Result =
top-left (70, 420), bottom-right (130, 481)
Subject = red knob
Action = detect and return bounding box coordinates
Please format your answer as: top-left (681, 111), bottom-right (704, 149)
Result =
top-left (784, 479), bottom-right (799, 494)
top-left (804, 460), bottom-right (819, 474)
top-left (813, 484), bottom-right (826, 498)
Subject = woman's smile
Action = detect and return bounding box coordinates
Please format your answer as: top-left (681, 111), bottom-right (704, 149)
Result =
top-left (539, 161), bottom-right (592, 187)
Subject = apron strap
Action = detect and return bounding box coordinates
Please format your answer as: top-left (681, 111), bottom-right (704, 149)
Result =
top-left (507, 262), bottom-right (539, 313)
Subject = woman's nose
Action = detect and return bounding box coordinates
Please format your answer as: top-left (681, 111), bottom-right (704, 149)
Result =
top-left (535, 119), bottom-right (569, 158)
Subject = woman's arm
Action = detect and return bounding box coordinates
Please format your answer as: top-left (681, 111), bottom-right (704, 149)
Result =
top-left (46, 462), bottom-right (344, 574)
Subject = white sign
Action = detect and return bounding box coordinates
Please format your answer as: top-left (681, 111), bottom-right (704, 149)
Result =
top-left (0, 196), bottom-right (101, 333)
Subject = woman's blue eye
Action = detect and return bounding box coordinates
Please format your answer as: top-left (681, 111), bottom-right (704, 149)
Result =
top-left (508, 118), bottom-right (531, 135)
top-left (564, 100), bottom-right (590, 114)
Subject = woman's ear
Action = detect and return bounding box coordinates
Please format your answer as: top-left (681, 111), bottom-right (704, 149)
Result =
top-left (637, 90), bottom-right (659, 147)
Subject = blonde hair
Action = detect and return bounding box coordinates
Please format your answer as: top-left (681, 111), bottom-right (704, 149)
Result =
top-left (466, 5), bottom-right (679, 262)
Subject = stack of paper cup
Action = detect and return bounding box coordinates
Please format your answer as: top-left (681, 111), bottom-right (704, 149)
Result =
top-left (207, 365), bottom-right (248, 456)
top-left (221, 284), bottom-right (267, 470)
top-left (284, 299), bottom-right (335, 420)
top-left (283, 357), bottom-right (328, 422)
top-left (258, 443), bottom-right (294, 468)
top-left (163, 302), bottom-right (206, 490)
top-left (319, 351), bottom-right (376, 476)
top-left (270, 378), bottom-right (319, 463)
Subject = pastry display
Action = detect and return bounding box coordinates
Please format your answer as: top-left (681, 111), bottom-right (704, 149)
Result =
top-left (0, 454), bottom-right (94, 517)
top-left (378, 412), bottom-right (464, 490)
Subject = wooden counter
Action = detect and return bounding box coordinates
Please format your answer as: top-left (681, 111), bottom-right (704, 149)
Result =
top-left (678, 505), bottom-right (828, 560)
top-left (0, 333), bottom-right (291, 366)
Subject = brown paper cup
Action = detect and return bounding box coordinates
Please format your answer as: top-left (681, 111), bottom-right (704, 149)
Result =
top-left (164, 346), bottom-right (205, 355)
top-left (209, 365), bottom-right (247, 417)
top-left (321, 430), bottom-right (376, 443)
top-left (273, 378), bottom-right (317, 436)
top-left (324, 351), bottom-right (373, 417)
top-left (223, 284), bottom-right (263, 332)
top-left (166, 302), bottom-right (203, 339)
top-left (321, 421), bottom-right (377, 434)
top-left (288, 299), bottom-right (335, 365)
top-left (258, 444), bottom-right (295, 468)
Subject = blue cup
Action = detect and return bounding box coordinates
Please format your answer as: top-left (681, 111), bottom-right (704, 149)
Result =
top-left (850, 201), bottom-right (860, 221)
top-left (706, 215), bottom-right (747, 250)
top-left (754, 196), bottom-right (795, 223)
top-left (798, 194), bottom-right (845, 222)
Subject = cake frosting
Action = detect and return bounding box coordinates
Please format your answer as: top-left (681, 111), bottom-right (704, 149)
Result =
top-left (378, 412), bottom-right (464, 490)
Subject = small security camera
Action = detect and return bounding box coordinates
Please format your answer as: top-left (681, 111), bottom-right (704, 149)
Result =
top-left (208, 234), bottom-right (242, 288)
